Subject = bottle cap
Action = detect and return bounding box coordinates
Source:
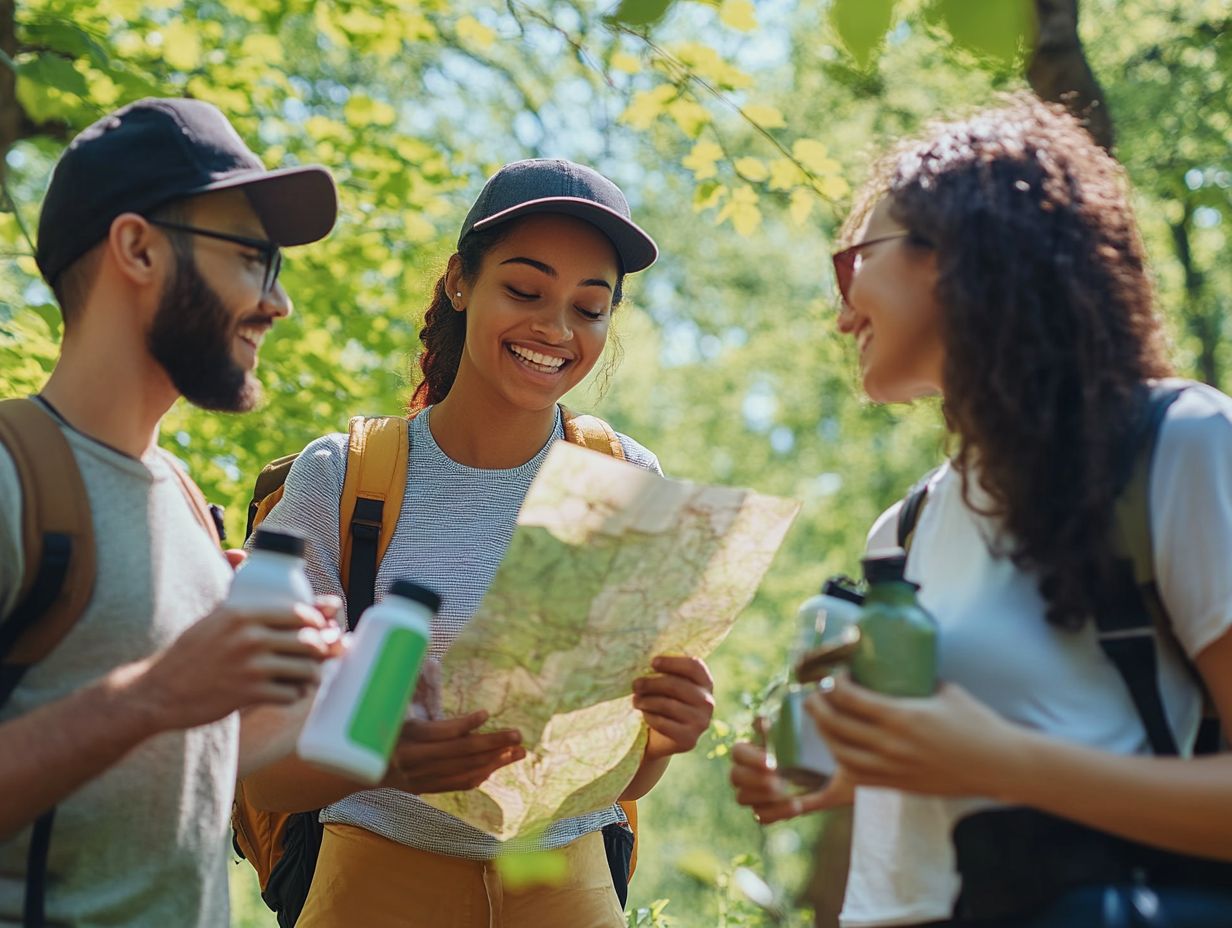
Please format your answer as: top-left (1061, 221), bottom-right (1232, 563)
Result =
top-left (820, 576), bottom-right (863, 605)
top-left (861, 548), bottom-right (913, 586)
top-left (388, 580), bottom-right (443, 612)
top-left (251, 528), bottom-right (306, 557)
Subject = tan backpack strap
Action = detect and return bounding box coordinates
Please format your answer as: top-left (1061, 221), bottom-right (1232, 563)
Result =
top-left (338, 416), bottom-right (410, 621)
top-left (0, 398), bottom-right (96, 668)
top-left (167, 459), bottom-right (222, 548)
top-left (560, 406), bottom-right (626, 461)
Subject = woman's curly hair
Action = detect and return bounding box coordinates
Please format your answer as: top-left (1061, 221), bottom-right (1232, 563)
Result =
top-left (845, 94), bottom-right (1172, 629)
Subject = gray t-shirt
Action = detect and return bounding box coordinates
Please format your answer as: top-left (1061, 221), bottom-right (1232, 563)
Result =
top-left (0, 415), bottom-right (236, 927)
top-left (257, 407), bottom-right (661, 859)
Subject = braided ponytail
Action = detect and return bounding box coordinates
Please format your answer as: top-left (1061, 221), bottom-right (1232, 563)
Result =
top-left (409, 227), bottom-right (507, 412)
top-left (409, 275), bottom-right (466, 411)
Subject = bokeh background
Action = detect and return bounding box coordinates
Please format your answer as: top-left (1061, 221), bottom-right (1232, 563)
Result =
top-left (2, 1), bottom-right (1229, 924)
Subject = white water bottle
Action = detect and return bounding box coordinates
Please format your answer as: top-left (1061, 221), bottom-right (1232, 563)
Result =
top-left (296, 580), bottom-right (438, 784)
top-left (229, 529), bottom-right (314, 611)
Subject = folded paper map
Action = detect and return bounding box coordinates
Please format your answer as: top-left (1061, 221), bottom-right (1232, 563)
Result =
top-left (423, 441), bottom-right (800, 840)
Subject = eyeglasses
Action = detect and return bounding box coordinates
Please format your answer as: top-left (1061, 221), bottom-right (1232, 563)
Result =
top-left (147, 219), bottom-right (282, 296)
top-left (831, 232), bottom-right (911, 306)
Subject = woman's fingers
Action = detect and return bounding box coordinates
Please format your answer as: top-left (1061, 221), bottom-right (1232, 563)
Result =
top-left (634, 672), bottom-right (714, 709)
top-left (632, 694), bottom-right (708, 724)
top-left (649, 655), bottom-right (714, 690)
top-left (805, 690), bottom-right (896, 755)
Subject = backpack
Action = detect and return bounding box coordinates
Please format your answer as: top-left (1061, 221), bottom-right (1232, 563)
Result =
top-left (0, 397), bottom-right (222, 928)
top-left (232, 406), bottom-right (641, 926)
top-left (895, 382), bottom-right (1221, 757)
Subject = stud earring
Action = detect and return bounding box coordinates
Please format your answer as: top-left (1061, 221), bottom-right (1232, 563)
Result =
top-left (455, 291), bottom-right (462, 298)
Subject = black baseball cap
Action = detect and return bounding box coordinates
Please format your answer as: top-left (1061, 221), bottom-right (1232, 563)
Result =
top-left (36, 97), bottom-right (338, 287)
top-left (457, 159), bottom-right (658, 273)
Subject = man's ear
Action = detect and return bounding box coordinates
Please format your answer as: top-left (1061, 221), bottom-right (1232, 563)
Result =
top-left (107, 212), bottom-right (169, 289)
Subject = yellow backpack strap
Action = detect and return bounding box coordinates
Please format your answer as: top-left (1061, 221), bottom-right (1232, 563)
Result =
top-left (620, 799), bottom-right (639, 879)
top-left (0, 398), bottom-right (96, 684)
top-left (338, 416), bottom-right (409, 624)
top-left (560, 406), bottom-right (626, 461)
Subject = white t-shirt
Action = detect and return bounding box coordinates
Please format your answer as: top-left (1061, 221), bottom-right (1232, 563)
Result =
top-left (840, 381), bottom-right (1232, 927)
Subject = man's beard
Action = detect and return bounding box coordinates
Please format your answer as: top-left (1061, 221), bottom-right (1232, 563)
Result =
top-left (147, 251), bottom-right (264, 413)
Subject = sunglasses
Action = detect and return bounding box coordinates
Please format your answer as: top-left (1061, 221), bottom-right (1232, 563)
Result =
top-left (831, 232), bottom-right (911, 306)
top-left (147, 219), bottom-right (283, 296)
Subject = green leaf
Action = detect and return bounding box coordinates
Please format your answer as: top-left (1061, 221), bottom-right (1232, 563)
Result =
top-left (926, 0), bottom-right (1036, 68)
top-left (607, 0), bottom-right (675, 27)
top-left (20, 21), bottom-right (111, 67)
top-left (18, 54), bottom-right (90, 98)
top-left (830, 0), bottom-right (897, 69)
top-left (30, 303), bottom-right (63, 342)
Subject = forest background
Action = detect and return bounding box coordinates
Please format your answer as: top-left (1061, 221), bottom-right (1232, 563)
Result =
top-left (1, 0), bottom-right (1229, 925)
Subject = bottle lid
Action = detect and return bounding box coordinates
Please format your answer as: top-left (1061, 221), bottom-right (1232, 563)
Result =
top-left (388, 579), bottom-right (443, 612)
top-left (251, 528), bottom-right (306, 557)
top-left (820, 575), bottom-right (863, 605)
top-left (861, 548), bottom-right (914, 586)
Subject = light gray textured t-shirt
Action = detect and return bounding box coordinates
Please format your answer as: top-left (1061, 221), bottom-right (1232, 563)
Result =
top-left (258, 407), bottom-right (661, 859)
top-left (0, 414), bottom-right (237, 928)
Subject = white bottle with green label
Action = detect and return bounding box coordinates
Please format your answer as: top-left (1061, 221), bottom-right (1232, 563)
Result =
top-left (297, 580), bottom-right (438, 784)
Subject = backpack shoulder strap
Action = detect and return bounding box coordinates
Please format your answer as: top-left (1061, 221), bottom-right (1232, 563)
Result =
top-left (338, 416), bottom-right (410, 624)
top-left (165, 457), bottom-right (223, 549)
top-left (0, 398), bottom-right (96, 687)
top-left (1097, 382), bottom-right (1190, 756)
top-left (896, 467), bottom-right (940, 551)
top-left (560, 406), bottom-right (626, 461)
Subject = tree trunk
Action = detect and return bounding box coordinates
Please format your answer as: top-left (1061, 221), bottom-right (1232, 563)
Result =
top-left (0, 0), bottom-right (18, 186)
top-left (1026, 0), bottom-right (1115, 151)
top-left (1170, 208), bottom-right (1221, 386)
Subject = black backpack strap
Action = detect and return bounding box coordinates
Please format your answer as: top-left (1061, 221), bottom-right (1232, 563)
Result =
top-left (897, 467), bottom-right (941, 551)
top-left (345, 497), bottom-right (383, 624)
top-left (23, 811), bottom-right (54, 928)
top-left (1095, 383), bottom-right (1189, 756)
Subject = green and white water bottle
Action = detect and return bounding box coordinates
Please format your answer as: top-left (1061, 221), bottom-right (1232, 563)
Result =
top-left (297, 580), bottom-right (439, 784)
top-left (850, 549), bottom-right (938, 697)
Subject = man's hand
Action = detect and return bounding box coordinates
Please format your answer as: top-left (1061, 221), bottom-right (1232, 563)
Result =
top-left (633, 655), bottom-right (715, 761)
top-left (380, 710), bottom-right (525, 794)
top-left (127, 597), bottom-right (339, 733)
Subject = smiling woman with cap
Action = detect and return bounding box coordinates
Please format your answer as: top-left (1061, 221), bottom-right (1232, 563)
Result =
top-left (243, 159), bottom-right (716, 927)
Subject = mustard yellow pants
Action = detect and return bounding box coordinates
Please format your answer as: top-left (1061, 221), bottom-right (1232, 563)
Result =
top-left (296, 823), bottom-right (626, 928)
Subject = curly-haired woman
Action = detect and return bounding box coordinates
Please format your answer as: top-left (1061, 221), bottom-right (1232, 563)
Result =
top-left (731, 96), bottom-right (1232, 927)
top-left (244, 159), bottom-right (715, 927)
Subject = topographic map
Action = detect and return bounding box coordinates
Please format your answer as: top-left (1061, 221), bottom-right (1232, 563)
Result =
top-left (422, 442), bottom-right (800, 840)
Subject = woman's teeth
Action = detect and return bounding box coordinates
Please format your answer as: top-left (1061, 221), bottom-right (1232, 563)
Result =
top-left (509, 344), bottom-right (566, 373)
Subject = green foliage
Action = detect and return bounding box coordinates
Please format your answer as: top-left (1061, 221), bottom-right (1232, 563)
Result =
top-left (609, 0), bottom-right (675, 27)
top-left (924, 0), bottom-right (1036, 68)
top-left (829, 0), bottom-right (898, 70)
top-left (4, 2), bottom-right (1231, 926)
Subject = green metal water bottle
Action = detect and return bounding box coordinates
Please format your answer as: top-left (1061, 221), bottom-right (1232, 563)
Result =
top-left (850, 549), bottom-right (937, 697)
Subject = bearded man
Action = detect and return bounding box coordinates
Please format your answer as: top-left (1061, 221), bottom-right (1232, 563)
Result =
top-left (0, 98), bottom-right (340, 927)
